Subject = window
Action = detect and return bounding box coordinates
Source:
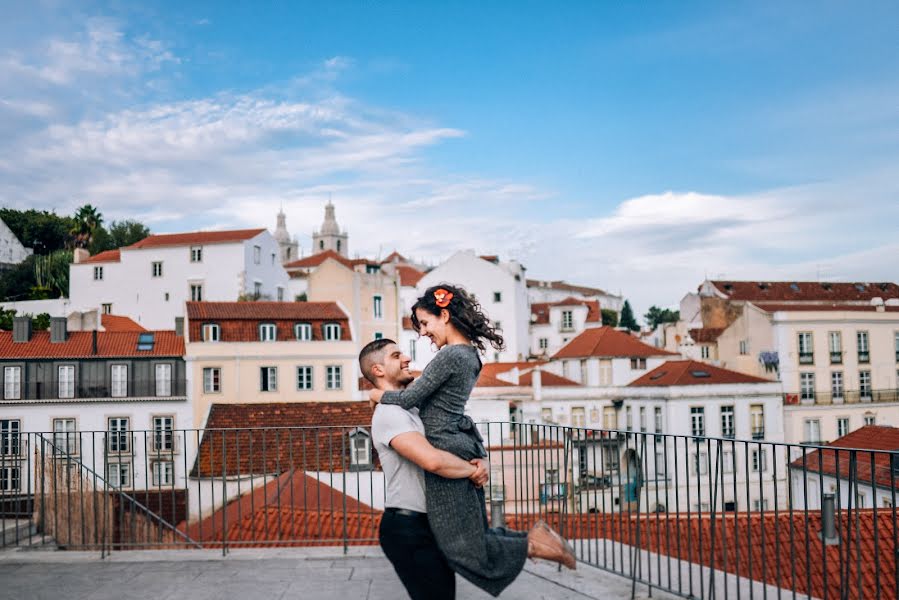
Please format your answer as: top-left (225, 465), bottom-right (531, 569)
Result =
top-left (561, 310), bottom-right (574, 330)
top-left (692, 453), bottom-right (708, 475)
top-left (798, 332), bottom-right (814, 364)
top-left (837, 417), bottom-right (849, 438)
top-left (829, 332), bottom-right (842, 364)
top-left (895, 331), bottom-right (899, 362)
top-left (4, 367), bottom-right (21, 400)
top-left (625, 406), bottom-right (632, 430)
top-left (294, 323), bottom-right (312, 341)
top-left (599, 360), bottom-right (612, 385)
top-left (722, 451), bottom-right (735, 474)
top-left (751, 448), bottom-right (767, 472)
top-left (349, 430), bottom-right (372, 468)
top-left (701, 346), bottom-right (710, 360)
top-left (271, 252), bottom-right (276, 266)
top-left (93, 266), bottom-right (103, 280)
top-left (541, 408), bottom-right (553, 423)
top-left (253, 245), bottom-right (261, 264)
top-left (153, 416), bottom-right (174, 451)
top-left (260, 367), bottom-right (278, 392)
top-left (493, 291), bottom-right (502, 303)
top-left (326, 365), bottom-right (342, 389)
top-left (1, 420), bottom-right (21, 456)
top-left (201, 323), bottom-right (221, 342)
top-left (639, 406), bottom-right (646, 432)
top-left (254, 281), bottom-right (262, 298)
top-left (277, 287), bottom-right (284, 302)
top-left (373, 296), bottom-right (383, 319)
top-left (203, 367), bottom-right (221, 393)
top-left (739, 340), bottom-right (749, 355)
top-left (53, 419), bottom-right (77, 455)
top-left (155, 364), bottom-right (172, 397)
top-left (152, 461), bottom-right (174, 486)
top-left (857, 331), bottom-right (869, 363)
top-left (190, 246), bottom-right (202, 262)
top-left (691, 407), bottom-right (705, 437)
top-left (538, 338), bottom-right (548, 350)
top-left (0, 466), bottom-right (20, 492)
top-left (630, 357), bottom-right (647, 370)
top-left (323, 323), bottom-right (341, 341)
top-left (655, 452), bottom-right (666, 477)
top-left (800, 372), bottom-right (816, 401)
top-left (752, 499), bottom-right (769, 511)
top-left (859, 370), bottom-right (872, 400)
top-left (58, 365), bottom-right (74, 399)
top-left (190, 284), bottom-right (203, 302)
top-left (409, 339), bottom-right (417, 361)
top-left (654, 407), bottom-right (662, 433)
top-left (864, 413), bottom-right (875, 426)
top-left (603, 406), bottom-right (616, 430)
top-left (494, 321), bottom-right (502, 332)
top-left (110, 364), bottom-right (128, 398)
top-left (831, 371), bottom-right (844, 399)
top-left (151, 262), bottom-right (163, 277)
top-left (101, 303), bottom-right (112, 314)
top-left (259, 323), bottom-right (277, 342)
top-left (750, 404), bottom-right (764, 439)
top-left (107, 462), bottom-right (130, 488)
top-left (296, 366), bottom-right (313, 391)
top-left (107, 418), bottom-right (130, 453)
top-left (804, 419), bottom-right (821, 444)
top-left (721, 406), bottom-right (735, 438)
top-left (572, 407), bottom-right (586, 428)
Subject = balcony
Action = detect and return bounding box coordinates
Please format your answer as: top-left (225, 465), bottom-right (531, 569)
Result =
top-left (798, 352), bottom-right (814, 365)
top-left (751, 429), bottom-right (765, 440)
top-left (784, 388), bottom-right (899, 406)
top-left (858, 351), bottom-right (870, 364)
top-left (0, 379), bottom-right (188, 403)
top-left (829, 351), bottom-right (842, 364)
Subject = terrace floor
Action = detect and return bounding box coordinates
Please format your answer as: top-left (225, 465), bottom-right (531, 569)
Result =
top-left (0, 546), bottom-right (673, 600)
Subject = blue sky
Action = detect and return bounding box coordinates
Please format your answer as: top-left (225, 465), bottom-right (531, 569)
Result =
top-left (1, 1), bottom-right (897, 319)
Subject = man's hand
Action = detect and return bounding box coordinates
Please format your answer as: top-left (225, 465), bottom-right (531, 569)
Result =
top-left (469, 458), bottom-right (489, 488)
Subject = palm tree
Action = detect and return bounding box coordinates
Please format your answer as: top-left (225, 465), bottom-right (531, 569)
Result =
top-left (70, 204), bottom-right (103, 249)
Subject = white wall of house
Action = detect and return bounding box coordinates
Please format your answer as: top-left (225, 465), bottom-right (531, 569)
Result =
top-left (0, 298), bottom-right (72, 318)
top-left (783, 402), bottom-right (899, 446)
top-left (0, 218), bottom-right (32, 266)
top-left (529, 304), bottom-right (598, 358)
top-left (790, 471), bottom-right (895, 510)
top-left (543, 356), bottom-right (670, 386)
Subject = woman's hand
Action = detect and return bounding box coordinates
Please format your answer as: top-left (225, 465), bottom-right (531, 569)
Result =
top-left (369, 389), bottom-right (385, 405)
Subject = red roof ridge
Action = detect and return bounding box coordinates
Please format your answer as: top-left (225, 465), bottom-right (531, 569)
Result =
top-left (82, 249), bottom-right (121, 264)
top-left (629, 360), bottom-right (774, 387)
top-left (284, 249), bottom-right (355, 270)
top-left (101, 314), bottom-right (146, 332)
top-left (553, 326), bottom-right (677, 359)
top-left (127, 228), bottom-right (266, 249)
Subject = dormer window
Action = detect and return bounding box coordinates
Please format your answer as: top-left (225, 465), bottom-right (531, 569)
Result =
top-left (201, 323), bottom-right (221, 342)
top-left (323, 323), bottom-right (341, 341)
top-left (259, 323), bottom-right (277, 342)
top-left (348, 428), bottom-right (372, 471)
top-left (294, 323), bottom-right (312, 341)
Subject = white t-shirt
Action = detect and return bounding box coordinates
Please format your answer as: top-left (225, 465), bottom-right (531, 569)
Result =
top-left (372, 405), bottom-right (427, 513)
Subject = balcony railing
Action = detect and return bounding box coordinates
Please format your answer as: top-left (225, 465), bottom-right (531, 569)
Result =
top-left (0, 378), bottom-right (188, 402)
top-left (2, 425), bottom-right (896, 600)
top-left (858, 351), bottom-right (870, 364)
top-left (785, 388), bottom-right (899, 406)
top-left (829, 351), bottom-right (842, 364)
top-left (798, 352), bottom-right (814, 365)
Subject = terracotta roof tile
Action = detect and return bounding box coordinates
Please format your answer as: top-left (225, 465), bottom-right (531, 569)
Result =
top-left (82, 249), bottom-right (121, 263)
top-left (101, 314), bottom-right (146, 332)
top-left (127, 228), bottom-right (265, 249)
top-left (553, 327), bottom-right (677, 359)
top-left (629, 360), bottom-right (773, 387)
top-left (381, 251), bottom-right (407, 264)
top-left (395, 265), bottom-right (425, 287)
top-left (186, 301), bottom-right (347, 321)
top-left (0, 330), bottom-right (184, 358)
top-left (284, 250), bottom-right (354, 270)
top-left (689, 327), bottom-right (724, 343)
top-left (711, 280), bottom-right (899, 303)
top-left (789, 425), bottom-right (899, 490)
top-left (754, 302), bottom-right (899, 313)
top-left (531, 297), bottom-right (602, 325)
top-left (520, 370), bottom-right (581, 386)
top-left (527, 279), bottom-right (609, 297)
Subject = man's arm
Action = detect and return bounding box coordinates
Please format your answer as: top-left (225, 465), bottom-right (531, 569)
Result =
top-left (391, 432), bottom-right (486, 482)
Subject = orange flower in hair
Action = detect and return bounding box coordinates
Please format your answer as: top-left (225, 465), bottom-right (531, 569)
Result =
top-left (434, 288), bottom-right (454, 308)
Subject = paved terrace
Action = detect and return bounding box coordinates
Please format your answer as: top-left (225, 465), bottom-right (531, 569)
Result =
top-left (0, 547), bottom-right (673, 600)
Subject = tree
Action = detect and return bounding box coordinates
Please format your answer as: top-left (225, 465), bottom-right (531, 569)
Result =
top-left (0, 256), bottom-right (38, 301)
top-left (0, 308), bottom-right (15, 330)
top-left (0, 208), bottom-right (74, 254)
top-left (108, 220), bottom-right (150, 248)
top-left (33, 250), bottom-right (72, 298)
top-left (70, 204), bottom-right (103, 249)
top-left (644, 305), bottom-right (680, 330)
top-left (619, 300), bottom-right (639, 331)
top-left (600, 308), bottom-right (618, 327)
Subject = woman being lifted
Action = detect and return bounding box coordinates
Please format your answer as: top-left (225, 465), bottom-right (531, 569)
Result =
top-left (370, 284), bottom-right (575, 597)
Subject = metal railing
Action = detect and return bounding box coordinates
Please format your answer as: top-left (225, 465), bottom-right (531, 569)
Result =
top-left (785, 388), bottom-right (899, 406)
top-left (0, 378), bottom-right (188, 402)
top-left (2, 425), bottom-right (896, 600)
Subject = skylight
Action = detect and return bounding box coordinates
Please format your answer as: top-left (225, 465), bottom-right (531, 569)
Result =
top-left (650, 371), bottom-right (667, 380)
top-left (137, 332), bottom-right (155, 351)
top-left (690, 370), bottom-right (711, 378)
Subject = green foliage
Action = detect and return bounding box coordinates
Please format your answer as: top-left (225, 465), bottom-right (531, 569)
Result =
top-left (33, 250), bottom-right (72, 298)
top-left (0, 208), bottom-right (74, 254)
top-left (600, 308), bottom-right (618, 327)
top-left (295, 293), bottom-right (308, 302)
top-left (644, 305), bottom-right (680, 329)
top-left (108, 220), bottom-right (150, 247)
top-left (32, 313), bottom-right (51, 331)
top-left (70, 204), bottom-right (103, 249)
top-left (0, 308), bottom-right (15, 330)
top-left (619, 300), bottom-right (639, 331)
top-left (0, 256), bottom-right (38, 301)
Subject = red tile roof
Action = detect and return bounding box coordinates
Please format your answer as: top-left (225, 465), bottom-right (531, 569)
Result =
top-left (381, 250), bottom-right (407, 264)
top-left (101, 314), bottom-right (146, 332)
top-left (0, 330), bottom-right (183, 358)
top-left (527, 279), bottom-right (609, 297)
top-left (754, 302), bottom-right (899, 313)
top-left (520, 370), bottom-right (581, 386)
top-left (127, 228), bottom-right (266, 249)
top-left (284, 249), bottom-right (354, 270)
top-left (629, 360), bottom-right (773, 387)
top-left (474, 362), bottom-right (580, 387)
top-left (81, 249), bottom-right (120, 263)
top-left (553, 327), bottom-right (677, 359)
top-left (789, 425), bottom-right (899, 490)
top-left (191, 402), bottom-right (376, 477)
top-left (710, 280), bottom-right (899, 303)
top-left (395, 265), bottom-right (425, 287)
top-left (689, 327), bottom-right (725, 343)
top-left (479, 255), bottom-right (499, 263)
top-left (531, 297), bottom-right (602, 325)
top-left (186, 301), bottom-right (347, 321)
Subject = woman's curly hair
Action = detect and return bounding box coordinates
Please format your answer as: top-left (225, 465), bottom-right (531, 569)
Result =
top-left (411, 283), bottom-right (505, 353)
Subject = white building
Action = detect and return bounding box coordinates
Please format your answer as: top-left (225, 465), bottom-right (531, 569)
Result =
top-left (529, 296), bottom-right (602, 359)
top-left (527, 278), bottom-right (623, 315)
top-left (69, 228), bottom-right (289, 330)
top-left (416, 251), bottom-right (530, 363)
top-left (272, 208), bottom-right (300, 264)
top-left (0, 217), bottom-right (32, 268)
top-left (312, 201), bottom-right (348, 257)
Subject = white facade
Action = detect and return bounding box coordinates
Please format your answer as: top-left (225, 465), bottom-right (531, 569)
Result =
top-left (416, 251), bottom-right (529, 363)
top-left (527, 279), bottom-right (623, 314)
top-left (529, 301), bottom-right (602, 359)
top-left (790, 469), bottom-right (895, 510)
top-left (0, 218), bottom-right (32, 266)
top-left (70, 230), bottom-right (289, 330)
top-left (0, 298), bottom-right (72, 318)
top-left (544, 355), bottom-right (672, 387)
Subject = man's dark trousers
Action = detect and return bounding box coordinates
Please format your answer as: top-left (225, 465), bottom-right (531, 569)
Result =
top-left (379, 508), bottom-right (455, 600)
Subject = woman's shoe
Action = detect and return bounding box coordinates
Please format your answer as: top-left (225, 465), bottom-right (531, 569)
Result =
top-left (527, 520), bottom-right (576, 570)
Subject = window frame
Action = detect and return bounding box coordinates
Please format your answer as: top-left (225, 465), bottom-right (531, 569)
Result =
top-left (1, 419), bottom-right (21, 456)
top-left (190, 246), bottom-right (203, 263)
top-left (152, 461), bottom-right (175, 486)
top-left (152, 416), bottom-right (175, 451)
top-left (260, 366), bottom-right (278, 392)
top-left (107, 417), bottom-right (131, 454)
top-left (690, 406), bottom-right (705, 437)
top-left (110, 364), bottom-right (128, 398)
top-left (203, 367), bottom-right (221, 394)
top-left (201, 323), bottom-right (221, 342)
top-left (107, 462), bottom-right (131, 488)
top-left (58, 364), bottom-right (75, 399)
top-left (326, 365), bottom-right (342, 390)
top-left (294, 323), bottom-right (312, 341)
top-left (189, 283), bottom-right (203, 302)
top-left (720, 405), bottom-right (735, 439)
top-left (373, 295), bottom-right (383, 319)
top-left (151, 261), bottom-right (163, 278)
top-left (323, 323), bottom-right (342, 341)
top-left (258, 323), bottom-right (277, 342)
top-left (93, 266), bottom-right (103, 281)
top-left (3, 366), bottom-right (21, 400)
top-left (296, 366), bottom-right (313, 391)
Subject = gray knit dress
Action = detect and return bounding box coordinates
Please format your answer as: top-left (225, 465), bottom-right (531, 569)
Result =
top-left (380, 344), bottom-right (528, 597)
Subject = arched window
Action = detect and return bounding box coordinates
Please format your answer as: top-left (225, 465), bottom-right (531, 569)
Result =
top-left (258, 323), bottom-right (277, 342)
top-left (294, 323), bottom-right (312, 341)
top-left (337, 240), bottom-right (342, 253)
top-left (319, 240), bottom-right (324, 250)
top-left (323, 323), bottom-right (341, 341)
top-left (201, 323), bottom-right (221, 342)
top-left (348, 428), bottom-right (372, 470)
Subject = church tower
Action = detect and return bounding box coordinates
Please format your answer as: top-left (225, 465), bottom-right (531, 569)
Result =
top-left (312, 201), bottom-right (348, 257)
top-left (273, 207), bottom-right (299, 264)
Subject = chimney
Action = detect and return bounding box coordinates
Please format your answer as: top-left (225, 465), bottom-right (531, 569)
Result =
top-left (819, 493), bottom-right (839, 545)
top-left (50, 317), bottom-right (68, 343)
top-left (532, 368), bottom-right (543, 402)
top-left (73, 248), bottom-right (90, 264)
top-left (92, 329), bottom-right (98, 355)
top-left (174, 317), bottom-right (184, 337)
top-left (12, 316), bottom-right (32, 343)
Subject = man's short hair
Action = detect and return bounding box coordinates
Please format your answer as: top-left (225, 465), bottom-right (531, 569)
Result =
top-left (359, 338), bottom-right (397, 385)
